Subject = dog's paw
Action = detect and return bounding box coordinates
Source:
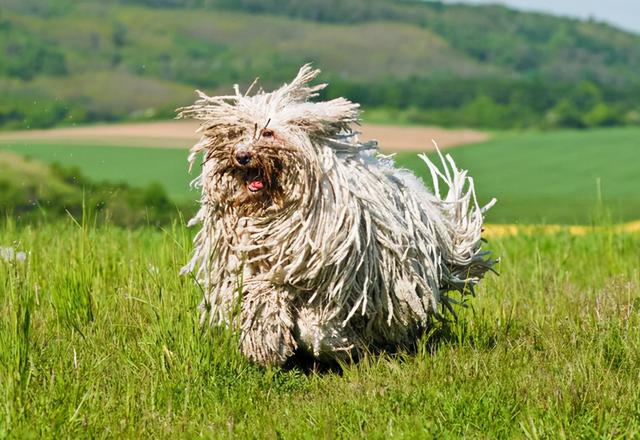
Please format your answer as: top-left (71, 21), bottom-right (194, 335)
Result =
top-left (240, 324), bottom-right (296, 367)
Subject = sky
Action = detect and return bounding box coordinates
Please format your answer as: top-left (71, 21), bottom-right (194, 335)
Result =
top-left (443, 0), bottom-right (640, 34)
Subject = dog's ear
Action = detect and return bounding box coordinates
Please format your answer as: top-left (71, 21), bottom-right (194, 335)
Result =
top-left (287, 98), bottom-right (360, 137)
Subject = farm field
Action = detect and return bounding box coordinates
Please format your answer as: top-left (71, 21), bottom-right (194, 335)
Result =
top-left (396, 126), bottom-right (640, 224)
top-left (1, 222), bottom-right (639, 437)
top-left (0, 143), bottom-right (193, 202)
top-left (0, 124), bottom-right (639, 223)
top-left (0, 120), bottom-right (489, 151)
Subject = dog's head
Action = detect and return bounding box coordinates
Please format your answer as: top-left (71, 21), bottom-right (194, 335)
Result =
top-left (178, 65), bottom-right (360, 216)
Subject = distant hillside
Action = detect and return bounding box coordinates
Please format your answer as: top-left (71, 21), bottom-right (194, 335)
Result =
top-left (1, 0), bottom-right (640, 129)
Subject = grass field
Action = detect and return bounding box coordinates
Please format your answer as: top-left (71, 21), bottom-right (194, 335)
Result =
top-left (1, 125), bottom-right (639, 223)
top-left (1, 221), bottom-right (639, 437)
top-left (0, 143), bottom-right (195, 201)
top-left (396, 126), bottom-right (640, 224)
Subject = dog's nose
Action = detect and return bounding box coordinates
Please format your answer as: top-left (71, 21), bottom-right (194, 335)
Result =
top-left (235, 150), bottom-right (252, 166)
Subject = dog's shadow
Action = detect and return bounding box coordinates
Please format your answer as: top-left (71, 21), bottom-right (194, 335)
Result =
top-left (282, 322), bottom-right (466, 376)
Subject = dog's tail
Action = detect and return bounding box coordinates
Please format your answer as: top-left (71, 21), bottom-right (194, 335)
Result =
top-left (418, 144), bottom-right (498, 305)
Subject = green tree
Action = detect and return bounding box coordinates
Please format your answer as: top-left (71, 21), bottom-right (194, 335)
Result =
top-left (545, 98), bottom-right (585, 128)
top-left (583, 103), bottom-right (622, 127)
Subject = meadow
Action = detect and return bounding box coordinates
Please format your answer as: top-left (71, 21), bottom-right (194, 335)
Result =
top-left (1, 220), bottom-right (639, 438)
top-left (399, 126), bottom-right (640, 224)
top-left (3, 1), bottom-right (640, 437)
top-left (2, 125), bottom-right (639, 224)
top-left (0, 142), bottom-right (193, 201)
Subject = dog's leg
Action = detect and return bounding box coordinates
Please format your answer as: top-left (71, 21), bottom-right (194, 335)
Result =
top-left (239, 283), bottom-right (296, 366)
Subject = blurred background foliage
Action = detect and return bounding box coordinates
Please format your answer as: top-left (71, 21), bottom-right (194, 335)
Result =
top-left (1, 0), bottom-right (640, 130)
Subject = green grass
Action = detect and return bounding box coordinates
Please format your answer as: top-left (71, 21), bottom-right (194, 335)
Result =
top-left (1, 221), bottom-right (639, 437)
top-left (0, 142), bottom-right (197, 201)
top-left (396, 126), bottom-right (640, 224)
top-left (3, 126), bottom-right (640, 224)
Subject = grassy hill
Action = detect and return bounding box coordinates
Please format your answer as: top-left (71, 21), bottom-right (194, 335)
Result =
top-left (1, 0), bottom-right (640, 129)
top-left (0, 143), bottom-right (192, 201)
top-left (0, 150), bottom-right (193, 226)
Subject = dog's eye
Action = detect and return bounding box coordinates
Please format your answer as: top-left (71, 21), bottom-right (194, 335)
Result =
top-left (221, 128), bottom-right (244, 141)
top-left (261, 129), bottom-right (274, 138)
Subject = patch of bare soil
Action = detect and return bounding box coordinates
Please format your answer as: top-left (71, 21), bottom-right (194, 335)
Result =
top-left (0, 121), bottom-right (489, 152)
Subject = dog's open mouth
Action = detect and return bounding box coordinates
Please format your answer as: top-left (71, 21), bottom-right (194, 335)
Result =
top-left (244, 168), bottom-right (265, 193)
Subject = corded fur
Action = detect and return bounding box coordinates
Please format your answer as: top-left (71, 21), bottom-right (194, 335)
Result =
top-left (178, 65), bottom-right (497, 366)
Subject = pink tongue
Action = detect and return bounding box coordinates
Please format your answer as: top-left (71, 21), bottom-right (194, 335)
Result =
top-left (248, 179), bottom-right (264, 191)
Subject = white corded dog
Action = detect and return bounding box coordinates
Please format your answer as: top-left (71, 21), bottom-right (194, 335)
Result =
top-left (178, 65), bottom-right (496, 366)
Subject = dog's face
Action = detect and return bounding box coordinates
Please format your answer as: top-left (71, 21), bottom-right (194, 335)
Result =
top-left (200, 121), bottom-right (310, 215)
top-left (179, 65), bottom-right (361, 216)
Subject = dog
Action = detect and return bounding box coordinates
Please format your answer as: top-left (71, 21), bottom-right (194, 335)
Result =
top-left (178, 65), bottom-right (496, 366)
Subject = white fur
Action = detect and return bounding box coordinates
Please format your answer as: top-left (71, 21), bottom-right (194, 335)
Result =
top-left (178, 65), bottom-right (496, 366)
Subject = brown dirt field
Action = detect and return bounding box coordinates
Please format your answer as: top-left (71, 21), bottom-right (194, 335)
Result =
top-left (0, 121), bottom-right (489, 152)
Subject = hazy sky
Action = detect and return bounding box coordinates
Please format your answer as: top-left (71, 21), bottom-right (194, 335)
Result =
top-left (443, 0), bottom-right (640, 34)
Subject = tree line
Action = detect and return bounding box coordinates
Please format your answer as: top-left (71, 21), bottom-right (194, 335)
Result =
top-left (2, 76), bottom-right (637, 130)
